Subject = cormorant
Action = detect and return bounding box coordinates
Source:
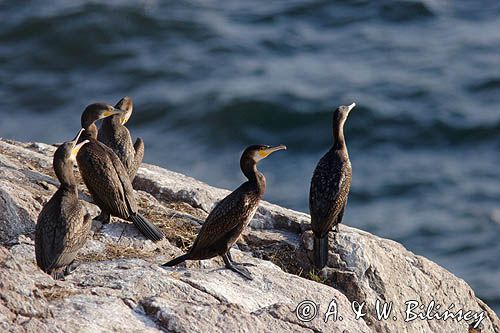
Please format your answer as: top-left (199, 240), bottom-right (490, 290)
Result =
top-left (98, 96), bottom-right (144, 180)
top-left (163, 144), bottom-right (287, 280)
top-left (35, 129), bottom-right (91, 279)
top-left (309, 103), bottom-right (355, 269)
top-left (77, 103), bottom-right (164, 242)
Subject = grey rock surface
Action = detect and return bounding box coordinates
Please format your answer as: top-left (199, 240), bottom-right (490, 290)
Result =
top-left (0, 138), bottom-right (498, 332)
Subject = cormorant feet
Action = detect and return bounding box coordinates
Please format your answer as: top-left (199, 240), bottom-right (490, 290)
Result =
top-left (223, 254), bottom-right (253, 280)
top-left (226, 251), bottom-right (256, 267)
top-left (64, 261), bottom-right (80, 276)
top-left (51, 270), bottom-right (65, 281)
top-left (96, 211), bottom-right (111, 224)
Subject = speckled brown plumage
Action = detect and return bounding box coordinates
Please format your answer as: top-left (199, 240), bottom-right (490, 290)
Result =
top-left (35, 131), bottom-right (91, 279)
top-left (163, 144), bottom-right (286, 280)
top-left (77, 103), bottom-right (164, 242)
top-left (98, 96), bottom-right (144, 180)
top-left (309, 103), bottom-right (355, 269)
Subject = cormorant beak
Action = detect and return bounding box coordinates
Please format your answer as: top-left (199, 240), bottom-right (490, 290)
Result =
top-left (115, 96), bottom-right (133, 125)
top-left (70, 128), bottom-right (85, 144)
top-left (258, 144), bottom-right (287, 158)
top-left (70, 139), bottom-right (89, 159)
top-left (102, 106), bottom-right (125, 118)
top-left (347, 102), bottom-right (356, 113)
top-left (121, 109), bottom-right (132, 125)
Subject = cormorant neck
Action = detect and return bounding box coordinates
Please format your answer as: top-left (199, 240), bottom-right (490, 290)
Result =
top-left (82, 123), bottom-right (98, 140)
top-left (103, 114), bottom-right (122, 129)
top-left (241, 158), bottom-right (266, 194)
top-left (333, 117), bottom-right (347, 151)
top-left (54, 160), bottom-right (77, 191)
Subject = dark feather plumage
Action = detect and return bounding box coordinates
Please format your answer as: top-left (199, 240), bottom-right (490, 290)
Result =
top-left (163, 144), bottom-right (286, 279)
top-left (309, 103), bottom-right (354, 269)
top-left (77, 103), bottom-right (164, 242)
top-left (185, 181), bottom-right (262, 260)
top-left (98, 97), bottom-right (144, 180)
top-left (35, 191), bottom-right (92, 278)
top-left (35, 134), bottom-right (91, 279)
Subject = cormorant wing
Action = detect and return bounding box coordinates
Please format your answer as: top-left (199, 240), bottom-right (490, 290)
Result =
top-left (131, 137), bottom-right (144, 179)
top-left (52, 211), bottom-right (92, 269)
top-left (78, 142), bottom-right (131, 218)
top-left (35, 194), bottom-right (66, 271)
top-left (309, 153), bottom-right (352, 236)
top-left (100, 142), bottom-right (139, 215)
top-left (35, 194), bottom-right (92, 272)
top-left (189, 188), bottom-right (249, 253)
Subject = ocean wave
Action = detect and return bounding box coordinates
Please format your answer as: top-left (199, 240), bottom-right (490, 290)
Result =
top-left (179, 99), bottom-right (500, 148)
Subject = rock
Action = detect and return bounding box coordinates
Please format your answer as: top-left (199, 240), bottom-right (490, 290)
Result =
top-left (0, 138), bottom-right (498, 332)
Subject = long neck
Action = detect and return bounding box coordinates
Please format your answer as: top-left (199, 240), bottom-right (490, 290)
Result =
top-left (82, 123), bottom-right (98, 140)
top-left (333, 117), bottom-right (346, 151)
top-left (54, 160), bottom-right (77, 191)
top-left (103, 114), bottom-right (122, 130)
top-left (241, 158), bottom-right (266, 195)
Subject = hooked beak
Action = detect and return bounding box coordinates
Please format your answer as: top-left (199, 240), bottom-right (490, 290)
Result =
top-left (70, 128), bottom-right (85, 145)
top-left (115, 96), bottom-right (133, 125)
top-left (102, 106), bottom-right (125, 118)
top-left (70, 139), bottom-right (89, 158)
top-left (258, 144), bottom-right (287, 158)
top-left (347, 102), bottom-right (356, 112)
top-left (121, 110), bottom-right (132, 125)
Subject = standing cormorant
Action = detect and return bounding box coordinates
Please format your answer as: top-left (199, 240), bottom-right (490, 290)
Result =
top-left (98, 96), bottom-right (144, 180)
top-left (309, 103), bottom-right (355, 269)
top-left (163, 144), bottom-right (287, 280)
top-left (77, 103), bottom-right (164, 242)
top-left (35, 129), bottom-right (91, 279)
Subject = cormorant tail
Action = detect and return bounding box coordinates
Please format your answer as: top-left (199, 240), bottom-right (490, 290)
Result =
top-left (313, 234), bottom-right (329, 269)
top-left (162, 254), bottom-right (190, 267)
top-left (128, 213), bottom-right (164, 242)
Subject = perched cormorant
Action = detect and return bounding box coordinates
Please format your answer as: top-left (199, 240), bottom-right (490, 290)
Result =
top-left (163, 144), bottom-right (287, 280)
top-left (77, 103), bottom-right (164, 242)
top-left (97, 96), bottom-right (144, 180)
top-left (309, 103), bottom-right (355, 269)
top-left (35, 129), bottom-right (91, 279)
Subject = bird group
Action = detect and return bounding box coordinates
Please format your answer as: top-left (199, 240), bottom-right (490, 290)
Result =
top-left (35, 98), bottom-right (356, 281)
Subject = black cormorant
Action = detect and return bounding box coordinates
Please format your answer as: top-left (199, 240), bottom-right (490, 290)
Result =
top-left (98, 96), bottom-right (144, 180)
top-left (77, 103), bottom-right (164, 242)
top-left (309, 103), bottom-right (355, 269)
top-left (35, 129), bottom-right (91, 279)
top-left (162, 144), bottom-right (287, 280)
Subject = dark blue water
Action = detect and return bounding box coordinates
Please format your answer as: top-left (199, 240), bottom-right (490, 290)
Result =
top-left (1, 1), bottom-right (499, 314)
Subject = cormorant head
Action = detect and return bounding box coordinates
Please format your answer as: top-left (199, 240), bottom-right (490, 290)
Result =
top-left (333, 102), bottom-right (356, 126)
top-left (53, 129), bottom-right (89, 186)
top-left (81, 103), bottom-right (125, 129)
top-left (54, 128), bottom-right (89, 163)
top-left (242, 144), bottom-right (287, 164)
top-left (114, 96), bottom-right (133, 125)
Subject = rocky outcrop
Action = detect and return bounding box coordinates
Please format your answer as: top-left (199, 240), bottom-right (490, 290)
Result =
top-left (0, 138), bottom-right (498, 333)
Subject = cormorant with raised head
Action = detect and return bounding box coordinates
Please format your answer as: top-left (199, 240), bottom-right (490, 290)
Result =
top-left (163, 144), bottom-right (287, 280)
top-left (309, 103), bottom-right (355, 269)
top-left (35, 129), bottom-right (91, 279)
top-left (77, 103), bottom-right (164, 242)
top-left (98, 96), bottom-right (144, 180)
